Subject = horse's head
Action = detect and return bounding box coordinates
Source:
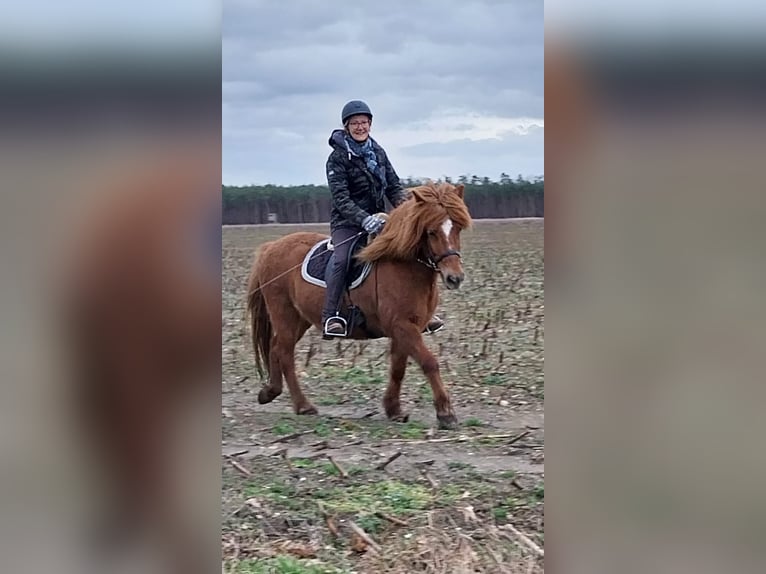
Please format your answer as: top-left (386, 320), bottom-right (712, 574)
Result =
top-left (358, 182), bottom-right (472, 288)
top-left (411, 183), bottom-right (470, 290)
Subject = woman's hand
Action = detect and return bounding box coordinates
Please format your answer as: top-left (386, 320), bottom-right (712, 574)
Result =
top-left (362, 214), bottom-right (386, 235)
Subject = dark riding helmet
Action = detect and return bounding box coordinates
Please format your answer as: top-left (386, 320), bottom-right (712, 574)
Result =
top-left (341, 100), bottom-right (373, 124)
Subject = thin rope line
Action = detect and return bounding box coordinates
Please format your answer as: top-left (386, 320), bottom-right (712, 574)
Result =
top-left (247, 231), bottom-right (364, 296)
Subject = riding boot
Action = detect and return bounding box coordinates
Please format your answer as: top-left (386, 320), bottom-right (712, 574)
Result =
top-left (321, 227), bottom-right (359, 338)
top-left (424, 315), bottom-right (445, 334)
top-left (322, 256), bottom-right (349, 338)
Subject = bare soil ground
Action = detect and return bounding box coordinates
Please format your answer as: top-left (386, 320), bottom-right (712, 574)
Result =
top-left (222, 220), bottom-right (544, 573)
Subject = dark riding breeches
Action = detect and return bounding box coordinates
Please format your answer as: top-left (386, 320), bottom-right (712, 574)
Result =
top-left (322, 226), bottom-right (361, 319)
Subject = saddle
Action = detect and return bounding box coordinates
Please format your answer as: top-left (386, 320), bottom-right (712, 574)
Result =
top-left (301, 234), bottom-right (382, 339)
top-left (300, 234), bottom-right (373, 290)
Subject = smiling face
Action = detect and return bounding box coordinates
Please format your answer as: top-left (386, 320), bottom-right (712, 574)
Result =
top-left (346, 113), bottom-right (371, 142)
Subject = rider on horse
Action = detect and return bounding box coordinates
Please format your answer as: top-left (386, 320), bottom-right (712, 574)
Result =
top-left (322, 99), bottom-right (444, 338)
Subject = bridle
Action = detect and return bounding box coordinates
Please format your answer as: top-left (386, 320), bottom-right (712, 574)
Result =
top-left (418, 247), bottom-right (462, 271)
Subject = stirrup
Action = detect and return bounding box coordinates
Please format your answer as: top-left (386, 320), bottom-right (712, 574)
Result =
top-left (423, 315), bottom-right (444, 335)
top-left (323, 315), bottom-right (348, 338)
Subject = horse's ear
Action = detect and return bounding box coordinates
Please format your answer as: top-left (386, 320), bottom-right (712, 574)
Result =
top-left (454, 183), bottom-right (465, 198)
top-left (411, 187), bottom-right (427, 204)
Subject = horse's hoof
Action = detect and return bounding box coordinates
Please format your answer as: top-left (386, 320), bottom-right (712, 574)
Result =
top-left (388, 412), bottom-right (410, 423)
top-left (258, 387), bottom-right (281, 404)
top-left (437, 413), bottom-right (459, 430)
top-left (297, 404), bottom-right (318, 415)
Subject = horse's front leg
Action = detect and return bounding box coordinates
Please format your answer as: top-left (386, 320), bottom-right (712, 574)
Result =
top-left (391, 326), bottom-right (458, 430)
top-left (383, 337), bottom-right (410, 422)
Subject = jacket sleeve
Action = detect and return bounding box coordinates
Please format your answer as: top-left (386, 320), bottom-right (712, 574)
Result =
top-left (326, 153), bottom-right (369, 226)
top-left (382, 151), bottom-right (409, 207)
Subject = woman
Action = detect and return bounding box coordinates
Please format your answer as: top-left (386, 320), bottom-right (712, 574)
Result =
top-left (322, 99), bottom-right (444, 337)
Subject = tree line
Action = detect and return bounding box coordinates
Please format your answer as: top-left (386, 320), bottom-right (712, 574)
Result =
top-left (222, 174), bottom-right (543, 224)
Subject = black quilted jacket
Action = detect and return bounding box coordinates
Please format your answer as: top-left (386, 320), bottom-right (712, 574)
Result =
top-left (325, 129), bottom-right (408, 229)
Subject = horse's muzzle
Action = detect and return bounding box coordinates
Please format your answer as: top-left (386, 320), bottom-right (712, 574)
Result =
top-left (444, 272), bottom-right (464, 290)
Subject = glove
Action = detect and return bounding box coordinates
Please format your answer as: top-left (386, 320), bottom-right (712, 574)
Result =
top-left (362, 214), bottom-right (386, 235)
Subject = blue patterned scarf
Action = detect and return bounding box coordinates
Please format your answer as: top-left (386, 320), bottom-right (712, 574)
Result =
top-left (344, 134), bottom-right (387, 190)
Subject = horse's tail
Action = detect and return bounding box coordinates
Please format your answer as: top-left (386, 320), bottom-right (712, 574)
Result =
top-left (246, 260), bottom-right (271, 380)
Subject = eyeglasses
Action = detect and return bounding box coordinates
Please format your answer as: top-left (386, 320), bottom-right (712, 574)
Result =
top-left (348, 120), bottom-right (370, 128)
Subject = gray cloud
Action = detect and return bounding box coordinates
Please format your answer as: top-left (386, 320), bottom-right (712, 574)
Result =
top-left (394, 126), bottom-right (544, 182)
top-left (223, 0), bottom-right (543, 185)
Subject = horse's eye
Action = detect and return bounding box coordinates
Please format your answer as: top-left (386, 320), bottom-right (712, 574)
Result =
top-left (427, 230), bottom-right (436, 236)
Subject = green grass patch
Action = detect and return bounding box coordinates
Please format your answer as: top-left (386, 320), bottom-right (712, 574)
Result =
top-left (230, 555), bottom-right (347, 573)
top-left (291, 458), bottom-right (320, 469)
top-left (463, 417), bottom-right (484, 427)
top-left (503, 495), bottom-right (529, 510)
top-left (482, 373), bottom-right (507, 386)
top-left (364, 419), bottom-right (428, 440)
top-left (492, 490), bottom-right (542, 522)
top-left (243, 481), bottom-right (297, 501)
top-left (273, 421), bottom-right (297, 436)
top-left (318, 479), bottom-right (432, 516)
top-left (437, 482), bottom-right (497, 506)
top-left (355, 514), bottom-right (383, 534)
top-left (317, 396), bottom-right (345, 406)
top-left (398, 420), bottom-right (428, 439)
top-left (313, 422), bottom-right (332, 437)
top-left (446, 461), bottom-right (474, 471)
top-left (367, 425), bottom-right (392, 439)
top-left (477, 437), bottom-right (504, 445)
top-left (323, 365), bottom-right (385, 387)
top-left (417, 384), bottom-right (433, 400)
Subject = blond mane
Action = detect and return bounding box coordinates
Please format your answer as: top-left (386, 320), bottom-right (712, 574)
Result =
top-left (357, 181), bottom-right (472, 263)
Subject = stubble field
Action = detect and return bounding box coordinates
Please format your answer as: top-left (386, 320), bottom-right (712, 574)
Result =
top-left (222, 219), bottom-right (544, 573)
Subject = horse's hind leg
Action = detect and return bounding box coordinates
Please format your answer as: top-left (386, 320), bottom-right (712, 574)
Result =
top-left (276, 333), bottom-right (316, 415)
top-left (257, 335), bottom-right (283, 404)
top-left (268, 301), bottom-right (315, 414)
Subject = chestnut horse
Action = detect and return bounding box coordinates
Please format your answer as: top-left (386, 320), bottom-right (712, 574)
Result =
top-left (247, 181), bottom-right (472, 429)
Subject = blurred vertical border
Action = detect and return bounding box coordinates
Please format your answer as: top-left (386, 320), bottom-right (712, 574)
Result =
top-left (547, 4), bottom-right (766, 574)
top-left (0, 3), bottom-right (221, 573)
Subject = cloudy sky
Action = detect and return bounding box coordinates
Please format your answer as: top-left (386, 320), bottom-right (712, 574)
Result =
top-left (223, 0), bottom-right (543, 186)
